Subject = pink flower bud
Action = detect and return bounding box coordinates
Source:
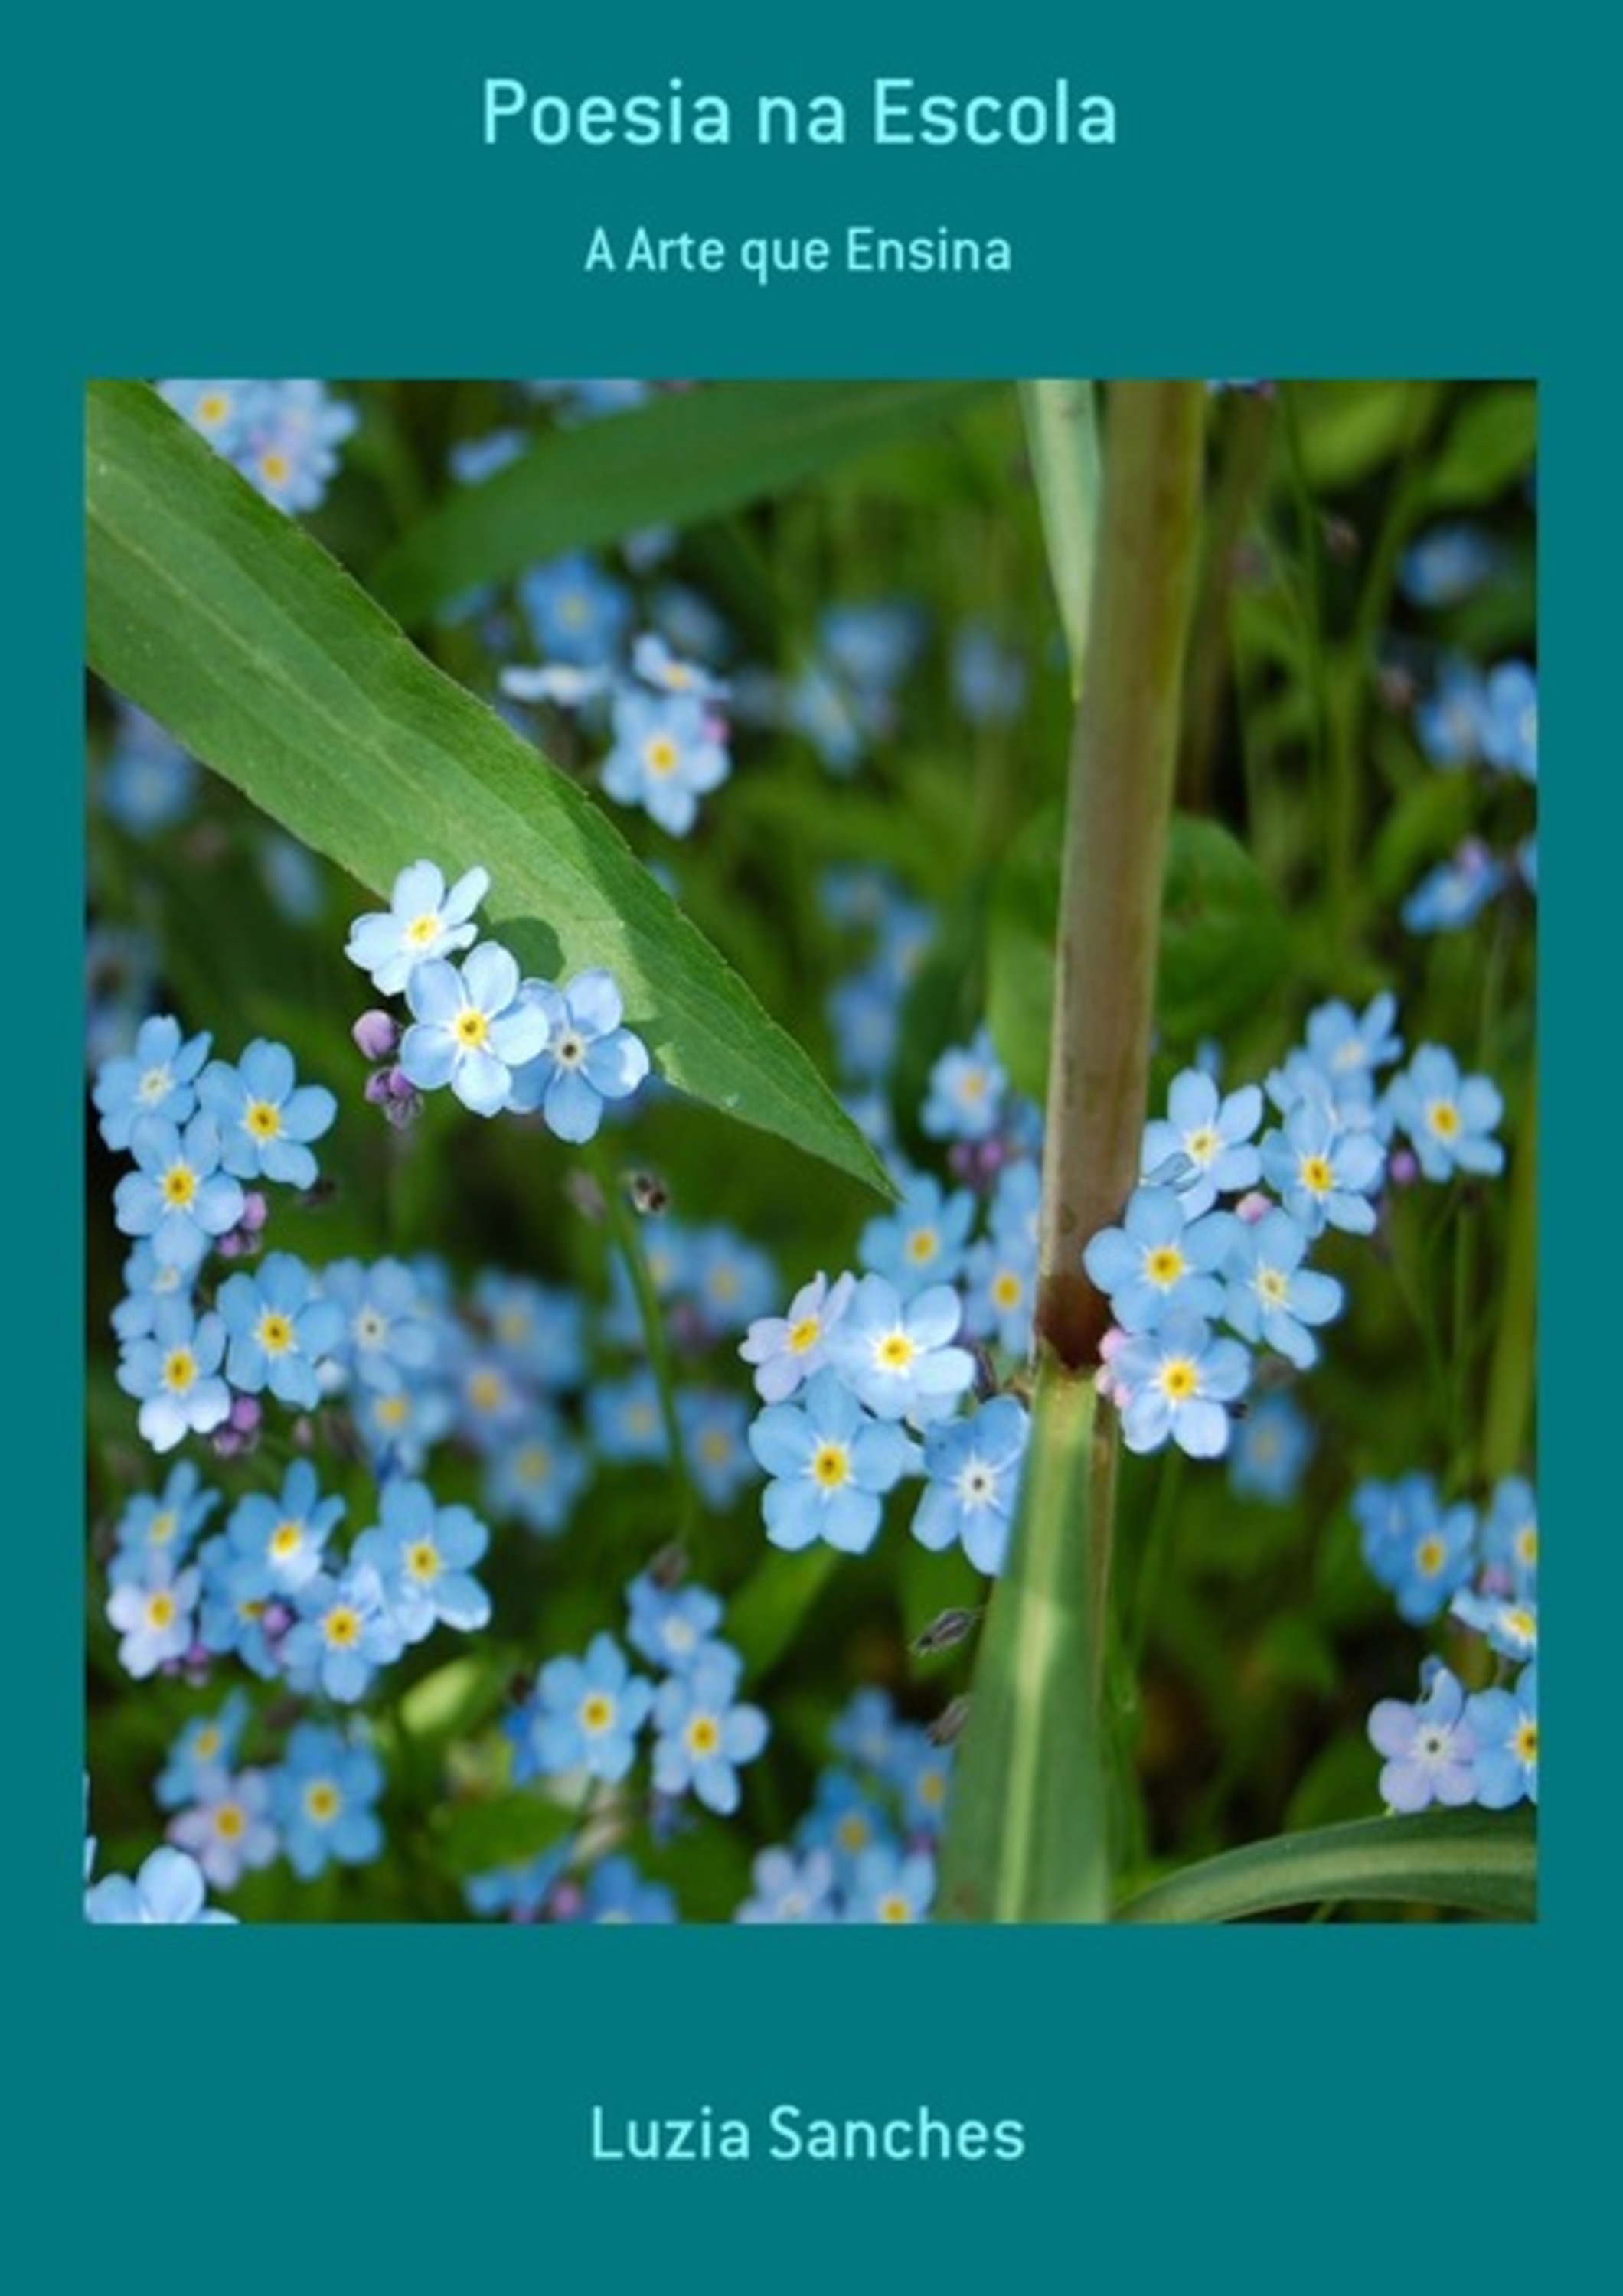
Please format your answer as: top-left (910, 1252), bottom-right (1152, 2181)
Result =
top-left (351, 1009), bottom-right (400, 1062)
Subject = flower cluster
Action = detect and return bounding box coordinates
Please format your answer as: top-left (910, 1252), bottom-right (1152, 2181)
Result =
top-left (1357, 1473), bottom-right (1537, 1812)
top-left (733, 1688), bottom-right (954, 1923)
top-left (506, 1585), bottom-right (767, 1818)
top-left (469, 1570), bottom-right (769, 1921)
top-left (741, 1256), bottom-right (1028, 1574)
top-left (345, 859), bottom-right (650, 1140)
top-left (144, 1700), bottom-right (388, 1889)
top-left (1403, 652), bottom-right (1538, 932)
top-left (497, 552), bottom-right (736, 837)
top-left (158, 378), bottom-right (358, 514)
top-left (99, 1016), bottom-right (338, 1453)
top-left (103, 1446), bottom-right (491, 1708)
top-left (1084, 996), bottom-right (1506, 1460)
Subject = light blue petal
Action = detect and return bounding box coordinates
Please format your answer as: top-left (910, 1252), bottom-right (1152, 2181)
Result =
top-left (544, 1068), bottom-right (603, 1143)
top-left (565, 968), bottom-right (624, 1036)
top-left (452, 1049), bottom-right (511, 1117)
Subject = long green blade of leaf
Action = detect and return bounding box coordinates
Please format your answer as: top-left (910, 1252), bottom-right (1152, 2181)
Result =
top-left (935, 1360), bottom-right (1112, 1923)
top-left (1115, 1809), bottom-right (1536, 1925)
top-left (1018, 379), bottom-right (1101, 696)
top-left (85, 380), bottom-right (890, 1195)
top-left (372, 379), bottom-right (1000, 621)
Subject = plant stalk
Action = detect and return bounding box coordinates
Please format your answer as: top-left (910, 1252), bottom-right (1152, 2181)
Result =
top-left (1036, 381), bottom-right (1208, 1372)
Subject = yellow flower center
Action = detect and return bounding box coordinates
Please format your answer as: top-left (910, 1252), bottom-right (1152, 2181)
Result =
top-left (246, 1099), bottom-right (282, 1140)
top-left (215, 1803), bottom-right (246, 1841)
top-left (406, 912), bottom-right (441, 946)
top-left (877, 1331), bottom-right (916, 1372)
top-left (1515, 1720), bottom-right (1539, 1763)
top-left (1299, 1154), bottom-right (1334, 1195)
top-left (812, 1442), bottom-right (851, 1490)
top-left (149, 1509), bottom-right (178, 1546)
top-left (877, 1894), bottom-right (913, 1923)
top-left (162, 1164), bottom-right (198, 1209)
top-left (454, 1007), bottom-right (490, 1050)
top-left (1426, 1099), bottom-right (1461, 1140)
top-left (1186, 1125), bottom-right (1220, 1165)
top-left (1146, 1244), bottom-right (1186, 1287)
top-left (686, 1716), bottom-right (722, 1758)
top-left (468, 1370), bottom-right (504, 1414)
top-left (993, 1270), bottom-right (1024, 1309)
top-left (162, 1347), bottom-right (198, 1393)
top-left (644, 735), bottom-right (680, 776)
top-left (145, 1592), bottom-right (177, 1629)
top-left (906, 1228), bottom-right (939, 1264)
top-left (788, 1316), bottom-right (822, 1354)
top-left (1416, 1535), bottom-right (1445, 1577)
top-left (1258, 1267), bottom-right (1290, 1306)
top-left (260, 449), bottom-right (290, 488)
top-left (407, 1539), bottom-right (441, 1583)
top-left (269, 1521), bottom-right (303, 1561)
top-left (323, 1606), bottom-right (361, 1649)
top-left (304, 1781), bottom-right (340, 1823)
top-left (197, 392), bottom-right (231, 429)
top-left (837, 1815), bottom-right (870, 1853)
top-left (1159, 1357), bottom-right (1198, 1402)
top-left (256, 1312), bottom-right (294, 1355)
top-left (581, 1694), bottom-right (616, 1734)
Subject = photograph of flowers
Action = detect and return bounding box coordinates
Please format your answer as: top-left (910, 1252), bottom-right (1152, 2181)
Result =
top-left (83, 374), bottom-right (1536, 1924)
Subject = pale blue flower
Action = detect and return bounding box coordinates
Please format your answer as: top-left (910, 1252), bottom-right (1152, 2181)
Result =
top-left (399, 941), bottom-right (549, 1117)
top-left (911, 1396), bottom-right (1030, 1576)
top-left (505, 968), bottom-right (650, 1141)
top-left (824, 1275), bottom-right (975, 1426)
top-left (345, 859), bottom-right (491, 995)
top-left (749, 1366), bottom-right (917, 1554)
top-left (1113, 1311), bottom-right (1251, 1459)
top-left (196, 1038), bottom-right (336, 1188)
top-left (1140, 1069), bottom-right (1262, 1216)
top-left (1382, 1045), bottom-right (1504, 1182)
top-left (93, 1014), bottom-right (211, 1150)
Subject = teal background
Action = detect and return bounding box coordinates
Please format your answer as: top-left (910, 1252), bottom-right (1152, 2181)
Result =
top-left (21, 0), bottom-right (1601, 2281)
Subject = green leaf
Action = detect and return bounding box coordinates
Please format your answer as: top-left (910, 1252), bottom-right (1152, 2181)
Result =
top-left (431, 1792), bottom-right (580, 1883)
top-left (1295, 380), bottom-right (1442, 491)
top-left (1157, 814), bottom-right (1292, 1042)
top-left (397, 1655), bottom-right (506, 1746)
top-left (371, 380), bottom-right (1001, 622)
top-left (936, 1362), bottom-right (1112, 1923)
top-left (1421, 385), bottom-right (1537, 511)
top-left (85, 380), bottom-right (890, 1196)
top-left (987, 808), bottom-right (1291, 1097)
top-left (727, 1547), bottom-right (843, 1678)
top-left (1115, 1809), bottom-right (1536, 1924)
top-left (1018, 380), bottom-right (1101, 694)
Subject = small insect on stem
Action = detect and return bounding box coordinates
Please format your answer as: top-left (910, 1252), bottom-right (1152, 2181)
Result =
top-left (927, 1694), bottom-right (972, 1748)
top-left (910, 1606), bottom-right (985, 1657)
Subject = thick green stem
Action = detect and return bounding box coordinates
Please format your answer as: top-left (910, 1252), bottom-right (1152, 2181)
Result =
top-left (936, 1358), bottom-right (1114, 1923)
top-left (936, 383), bottom-right (1205, 1923)
top-left (1036, 382), bottom-right (1207, 1371)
